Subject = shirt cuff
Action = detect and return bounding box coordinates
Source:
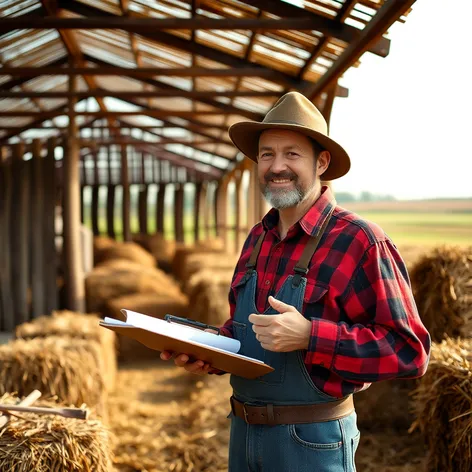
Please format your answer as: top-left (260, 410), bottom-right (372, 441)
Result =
top-left (305, 318), bottom-right (340, 370)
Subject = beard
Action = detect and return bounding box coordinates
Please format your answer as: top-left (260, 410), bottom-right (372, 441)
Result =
top-left (260, 170), bottom-right (309, 209)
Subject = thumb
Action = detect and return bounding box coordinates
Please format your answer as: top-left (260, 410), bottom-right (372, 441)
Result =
top-left (268, 296), bottom-right (295, 313)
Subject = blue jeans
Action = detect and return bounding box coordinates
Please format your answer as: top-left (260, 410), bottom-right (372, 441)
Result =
top-left (228, 410), bottom-right (360, 472)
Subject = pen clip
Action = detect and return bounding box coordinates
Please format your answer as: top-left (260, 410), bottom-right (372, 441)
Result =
top-left (164, 314), bottom-right (221, 335)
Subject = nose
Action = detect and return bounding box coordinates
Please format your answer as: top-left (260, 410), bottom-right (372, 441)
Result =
top-left (269, 154), bottom-right (288, 174)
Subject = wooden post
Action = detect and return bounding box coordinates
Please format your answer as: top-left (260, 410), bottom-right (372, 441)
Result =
top-left (320, 84), bottom-right (337, 193)
top-left (235, 173), bottom-right (245, 254)
top-left (44, 137), bottom-right (58, 315)
top-left (156, 182), bottom-right (166, 234)
top-left (30, 139), bottom-right (45, 318)
top-left (106, 145), bottom-right (115, 239)
top-left (10, 142), bottom-right (30, 325)
top-left (121, 144), bottom-right (131, 241)
top-left (216, 179), bottom-right (229, 252)
top-left (247, 165), bottom-right (257, 228)
top-left (174, 183), bottom-right (185, 243)
top-left (194, 182), bottom-right (202, 243)
top-left (63, 72), bottom-right (85, 312)
top-left (91, 151), bottom-right (100, 236)
top-left (202, 182), bottom-right (210, 240)
top-left (138, 153), bottom-right (148, 234)
top-left (0, 147), bottom-right (14, 331)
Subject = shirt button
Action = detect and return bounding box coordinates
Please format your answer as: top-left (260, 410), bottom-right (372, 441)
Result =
top-left (265, 280), bottom-right (270, 285)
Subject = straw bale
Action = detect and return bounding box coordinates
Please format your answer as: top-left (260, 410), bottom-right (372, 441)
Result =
top-left (93, 235), bottom-right (116, 262)
top-left (0, 393), bottom-right (112, 472)
top-left (105, 293), bottom-right (189, 361)
top-left (181, 253), bottom-right (238, 292)
top-left (133, 233), bottom-right (176, 272)
top-left (410, 246), bottom-right (472, 341)
top-left (95, 241), bottom-right (156, 268)
top-left (172, 242), bottom-right (225, 281)
top-left (0, 337), bottom-right (107, 417)
top-left (15, 310), bottom-right (117, 392)
top-left (187, 269), bottom-right (233, 326)
top-left (353, 379), bottom-right (417, 431)
top-left (410, 337), bottom-right (472, 472)
top-left (85, 260), bottom-right (183, 314)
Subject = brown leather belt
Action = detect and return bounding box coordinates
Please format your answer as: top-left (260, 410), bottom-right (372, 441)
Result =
top-left (230, 395), bottom-right (354, 426)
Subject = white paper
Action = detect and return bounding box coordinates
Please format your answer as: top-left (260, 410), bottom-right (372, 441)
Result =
top-left (105, 310), bottom-right (241, 354)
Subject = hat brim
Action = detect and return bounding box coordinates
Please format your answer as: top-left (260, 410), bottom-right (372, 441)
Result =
top-left (228, 121), bottom-right (351, 181)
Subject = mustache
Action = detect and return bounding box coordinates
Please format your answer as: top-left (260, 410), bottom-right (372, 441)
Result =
top-left (264, 171), bottom-right (297, 182)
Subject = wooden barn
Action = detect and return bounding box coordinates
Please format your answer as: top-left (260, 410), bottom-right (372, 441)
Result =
top-left (6, 2), bottom-right (468, 472)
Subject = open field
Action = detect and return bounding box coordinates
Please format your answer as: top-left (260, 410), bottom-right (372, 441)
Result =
top-left (84, 198), bottom-right (471, 247)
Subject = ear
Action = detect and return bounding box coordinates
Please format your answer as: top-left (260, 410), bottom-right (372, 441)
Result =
top-left (317, 150), bottom-right (331, 177)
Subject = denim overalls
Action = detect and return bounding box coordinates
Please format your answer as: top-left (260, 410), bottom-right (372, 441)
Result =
top-left (228, 212), bottom-right (360, 471)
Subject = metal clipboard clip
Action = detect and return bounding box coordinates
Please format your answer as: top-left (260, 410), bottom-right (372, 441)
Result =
top-left (164, 314), bottom-right (221, 335)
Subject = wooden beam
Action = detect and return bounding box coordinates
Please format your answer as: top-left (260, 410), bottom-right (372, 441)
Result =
top-left (304, 0), bottom-right (415, 99)
top-left (30, 139), bottom-right (46, 318)
top-left (0, 124), bottom-right (228, 131)
top-left (1, 111), bottom-right (241, 118)
top-left (121, 145), bottom-right (131, 242)
top-left (0, 89), bottom-right (281, 99)
top-left (62, 72), bottom-right (85, 311)
top-left (79, 138), bottom-right (231, 147)
top-left (57, 0), bottom-right (312, 90)
top-left (241, 0), bottom-right (390, 57)
top-left (174, 185), bottom-right (185, 243)
top-left (44, 137), bottom-right (58, 314)
top-left (0, 16), bottom-right (359, 32)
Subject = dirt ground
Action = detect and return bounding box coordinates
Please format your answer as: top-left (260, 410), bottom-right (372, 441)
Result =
top-left (109, 359), bottom-right (428, 471)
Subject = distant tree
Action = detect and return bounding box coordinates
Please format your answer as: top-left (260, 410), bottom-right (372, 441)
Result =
top-left (335, 192), bottom-right (357, 203)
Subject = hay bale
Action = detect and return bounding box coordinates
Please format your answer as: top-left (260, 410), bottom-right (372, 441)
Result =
top-left (0, 337), bottom-right (107, 417)
top-left (105, 293), bottom-right (189, 361)
top-left (354, 379), bottom-right (417, 431)
top-left (85, 260), bottom-right (183, 314)
top-left (0, 393), bottom-right (112, 472)
top-left (15, 310), bottom-right (117, 392)
top-left (133, 233), bottom-right (176, 272)
top-left (171, 242), bottom-right (225, 281)
top-left (411, 337), bottom-right (472, 472)
top-left (410, 246), bottom-right (472, 342)
top-left (95, 241), bottom-right (156, 268)
top-left (181, 253), bottom-right (238, 292)
top-left (93, 235), bottom-right (116, 262)
top-left (187, 269), bottom-right (233, 326)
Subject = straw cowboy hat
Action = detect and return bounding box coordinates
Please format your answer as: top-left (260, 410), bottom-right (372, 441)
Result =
top-left (228, 91), bottom-right (351, 180)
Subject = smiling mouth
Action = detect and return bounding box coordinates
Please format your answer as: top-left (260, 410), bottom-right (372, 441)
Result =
top-left (270, 178), bottom-right (293, 184)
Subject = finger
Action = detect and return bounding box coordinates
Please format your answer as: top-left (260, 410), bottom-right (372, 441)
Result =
top-left (184, 360), bottom-right (207, 373)
top-left (174, 354), bottom-right (190, 367)
top-left (268, 296), bottom-right (295, 313)
top-left (160, 351), bottom-right (172, 361)
top-left (248, 313), bottom-right (275, 326)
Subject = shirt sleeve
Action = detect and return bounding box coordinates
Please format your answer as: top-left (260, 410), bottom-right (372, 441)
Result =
top-left (305, 240), bottom-right (431, 383)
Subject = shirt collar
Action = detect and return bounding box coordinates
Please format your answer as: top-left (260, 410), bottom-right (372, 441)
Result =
top-left (261, 186), bottom-right (337, 238)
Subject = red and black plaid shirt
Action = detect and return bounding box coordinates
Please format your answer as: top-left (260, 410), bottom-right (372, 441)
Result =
top-left (221, 186), bottom-right (431, 398)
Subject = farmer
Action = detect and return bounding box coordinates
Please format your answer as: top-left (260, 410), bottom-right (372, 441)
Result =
top-left (161, 91), bottom-right (431, 471)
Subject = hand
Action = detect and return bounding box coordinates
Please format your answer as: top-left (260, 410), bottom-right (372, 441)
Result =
top-left (248, 296), bottom-right (311, 352)
top-left (159, 328), bottom-right (219, 375)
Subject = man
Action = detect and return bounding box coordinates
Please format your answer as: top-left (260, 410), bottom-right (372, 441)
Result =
top-left (161, 92), bottom-right (431, 471)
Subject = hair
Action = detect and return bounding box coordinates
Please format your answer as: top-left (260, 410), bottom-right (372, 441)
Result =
top-left (310, 137), bottom-right (324, 159)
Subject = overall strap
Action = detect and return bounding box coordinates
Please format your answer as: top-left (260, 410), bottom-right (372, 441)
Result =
top-left (239, 231), bottom-right (266, 284)
top-left (292, 206), bottom-right (335, 287)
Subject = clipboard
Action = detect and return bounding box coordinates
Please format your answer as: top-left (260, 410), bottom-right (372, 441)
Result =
top-left (99, 314), bottom-right (274, 379)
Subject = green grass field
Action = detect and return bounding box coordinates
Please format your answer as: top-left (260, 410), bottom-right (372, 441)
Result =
top-left (84, 198), bottom-right (472, 248)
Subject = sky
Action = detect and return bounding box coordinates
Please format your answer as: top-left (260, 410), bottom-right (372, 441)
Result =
top-left (328, 0), bottom-right (472, 200)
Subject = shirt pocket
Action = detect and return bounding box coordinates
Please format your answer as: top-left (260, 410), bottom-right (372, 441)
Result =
top-left (303, 282), bottom-right (329, 319)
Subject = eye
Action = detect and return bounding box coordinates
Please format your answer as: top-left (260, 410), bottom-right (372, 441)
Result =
top-left (287, 152), bottom-right (300, 158)
top-left (259, 152), bottom-right (273, 160)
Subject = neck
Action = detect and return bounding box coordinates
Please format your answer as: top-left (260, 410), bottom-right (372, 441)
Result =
top-left (277, 184), bottom-right (322, 239)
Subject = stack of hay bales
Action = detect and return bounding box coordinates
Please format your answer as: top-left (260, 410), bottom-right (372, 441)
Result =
top-left (407, 246), bottom-right (472, 471)
top-left (0, 336), bottom-right (108, 418)
top-left (410, 246), bottom-right (472, 341)
top-left (15, 310), bottom-right (117, 392)
top-left (411, 337), bottom-right (472, 472)
top-left (185, 269), bottom-right (234, 327)
top-left (171, 238), bottom-right (225, 281)
top-left (355, 245), bottom-right (472, 434)
top-left (94, 240), bottom-right (156, 268)
top-left (0, 393), bottom-right (112, 471)
top-left (133, 232), bottom-right (176, 273)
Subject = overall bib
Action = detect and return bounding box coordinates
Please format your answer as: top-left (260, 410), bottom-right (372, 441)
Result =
top-left (228, 213), bottom-right (360, 472)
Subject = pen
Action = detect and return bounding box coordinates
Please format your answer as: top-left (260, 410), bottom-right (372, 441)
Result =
top-left (164, 314), bottom-right (221, 335)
